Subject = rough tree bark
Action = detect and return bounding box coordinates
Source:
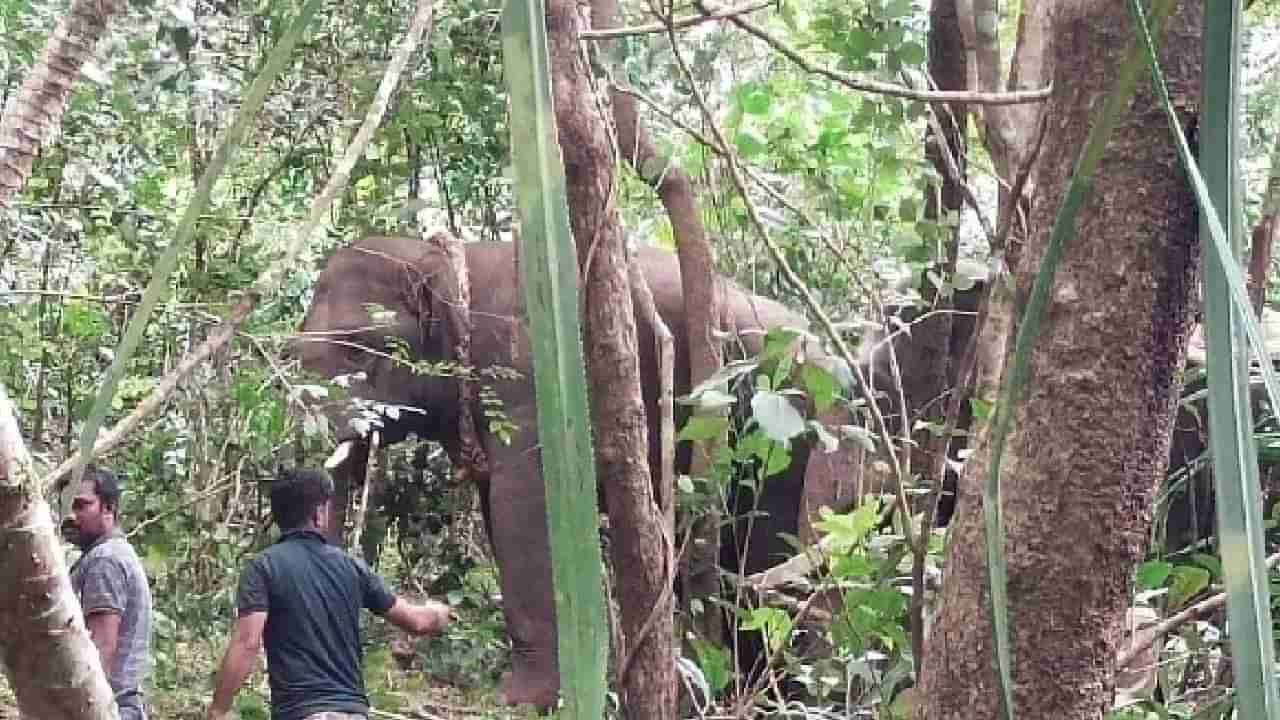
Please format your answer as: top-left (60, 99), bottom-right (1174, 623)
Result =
top-left (0, 383), bottom-right (117, 720)
top-left (907, 0), bottom-right (969, 672)
top-left (0, 0), bottom-right (125, 207)
top-left (546, 1), bottom-right (675, 717)
top-left (918, 3), bottom-right (1202, 719)
top-left (587, 0), bottom-right (724, 647)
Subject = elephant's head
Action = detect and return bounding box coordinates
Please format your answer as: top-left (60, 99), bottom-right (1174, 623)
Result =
top-left (292, 236), bottom-right (487, 453)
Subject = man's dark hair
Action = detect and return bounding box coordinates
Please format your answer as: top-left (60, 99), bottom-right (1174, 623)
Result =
top-left (271, 468), bottom-right (335, 530)
top-left (84, 464), bottom-right (122, 513)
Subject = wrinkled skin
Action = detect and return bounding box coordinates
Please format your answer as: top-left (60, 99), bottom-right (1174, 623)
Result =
top-left (295, 237), bottom-right (854, 707)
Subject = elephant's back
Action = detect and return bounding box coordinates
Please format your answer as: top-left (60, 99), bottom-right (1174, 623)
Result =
top-left (632, 245), bottom-right (810, 354)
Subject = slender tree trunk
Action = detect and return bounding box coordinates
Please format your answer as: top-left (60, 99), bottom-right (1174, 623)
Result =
top-left (1249, 217), bottom-right (1273, 315)
top-left (588, 0), bottom-right (724, 647)
top-left (0, 383), bottom-right (117, 720)
top-left (545, 1), bottom-right (674, 716)
top-left (0, 0), bottom-right (125, 207)
top-left (919, 4), bottom-right (1203, 719)
top-left (908, 0), bottom-right (969, 673)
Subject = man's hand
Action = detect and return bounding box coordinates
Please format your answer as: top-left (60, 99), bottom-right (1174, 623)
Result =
top-left (385, 597), bottom-right (452, 636)
top-left (208, 612), bottom-right (266, 720)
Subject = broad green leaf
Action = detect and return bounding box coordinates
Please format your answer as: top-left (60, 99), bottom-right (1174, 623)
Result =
top-left (738, 607), bottom-right (793, 652)
top-left (691, 639), bottom-right (732, 694)
top-left (1136, 560), bottom-right (1173, 590)
top-left (813, 503), bottom-right (880, 552)
top-left (800, 363), bottom-right (839, 413)
top-left (678, 415), bottom-right (731, 443)
top-left (1168, 565), bottom-right (1212, 610)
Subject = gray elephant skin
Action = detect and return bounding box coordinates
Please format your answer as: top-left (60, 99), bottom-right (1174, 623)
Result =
top-left (295, 236), bottom-right (850, 707)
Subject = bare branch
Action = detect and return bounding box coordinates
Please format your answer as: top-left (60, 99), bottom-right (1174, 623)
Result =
top-left (580, 0), bottom-right (773, 39)
top-left (698, 0), bottom-right (1050, 105)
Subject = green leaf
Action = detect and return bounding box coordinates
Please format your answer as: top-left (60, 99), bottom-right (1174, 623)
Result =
top-left (678, 415), bottom-right (730, 443)
top-left (970, 396), bottom-right (994, 421)
top-left (884, 0), bottom-right (914, 19)
top-left (503, 1), bottom-right (608, 715)
top-left (735, 128), bottom-right (768, 158)
top-left (739, 85), bottom-right (772, 115)
top-left (896, 41), bottom-right (926, 67)
top-left (691, 639), bottom-right (732, 694)
top-left (1136, 560), bottom-right (1173, 590)
top-left (800, 363), bottom-right (839, 413)
top-left (738, 607), bottom-right (793, 652)
top-left (1168, 565), bottom-right (1212, 610)
top-left (813, 503), bottom-right (880, 552)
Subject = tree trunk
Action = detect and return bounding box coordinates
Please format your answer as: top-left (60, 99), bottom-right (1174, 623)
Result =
top-left (545, 2), bottom-right (675, 717)
top-left (0, 0), bottom-right (125, 207)
top-left (919, 3), bottom-right (1202, 719)
top-left (909, 0), bottom-right (969, 673)
top-left (588, 0), bottom-right (724, 647)
top-left (1249, 215), bottom-right (1275, 315)
top-left (0, 383), bottom-right (117, 720)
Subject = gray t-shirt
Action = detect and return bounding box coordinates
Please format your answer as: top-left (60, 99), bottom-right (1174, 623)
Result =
top-left (70, 530), bottom-right (153, 713)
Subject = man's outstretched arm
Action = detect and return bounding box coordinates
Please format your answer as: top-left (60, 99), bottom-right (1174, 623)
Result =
top-left (384, 597), bottom-right (452, 635)
top-left (207, 611), bottom-right (267, 720)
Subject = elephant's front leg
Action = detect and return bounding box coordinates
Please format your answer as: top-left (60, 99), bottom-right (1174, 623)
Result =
top-left (483, 401), bottom-right (560, 709)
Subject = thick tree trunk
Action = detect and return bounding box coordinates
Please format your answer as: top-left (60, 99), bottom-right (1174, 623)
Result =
top-left (0, 0), bottom-right (125, 207)
top-left (0, 383), bottom-right (117, 720)
top-left (919, 3), bottom-right (1202, 719)
top-left (545, 2), bottom-right (675, 717)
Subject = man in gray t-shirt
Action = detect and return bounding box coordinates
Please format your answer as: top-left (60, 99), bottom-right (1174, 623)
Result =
top-left (66, 464), bottom-right (153, 720)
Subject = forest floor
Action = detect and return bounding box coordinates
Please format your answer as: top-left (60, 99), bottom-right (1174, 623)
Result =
top-left (1, 672), bottom-right (527, 720)
top-left (0, 615), bottom-right (530, 720)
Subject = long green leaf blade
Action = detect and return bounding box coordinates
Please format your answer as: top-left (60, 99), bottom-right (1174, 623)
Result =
top-left (500, 2), bottom-right (608, 718)
top-left (1155, 0), bottom-right (1280, 716)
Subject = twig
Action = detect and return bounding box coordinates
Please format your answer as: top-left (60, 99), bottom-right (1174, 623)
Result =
top-left (127, 479), bottom-right (238, 538)
top-left (580, 0), bottom-right (773, 39)
top-left (697, 0), bottom-right (1050, 105)
top-left (1115, 551), bottom-right (1280, 669)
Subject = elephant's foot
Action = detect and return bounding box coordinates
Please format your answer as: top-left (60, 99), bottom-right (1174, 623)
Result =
top-left (500, 666), bottom-right (560, 710)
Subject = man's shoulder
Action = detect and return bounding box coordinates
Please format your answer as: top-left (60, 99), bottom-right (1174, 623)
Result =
top-left (85, 535), bottom-right (145, 575)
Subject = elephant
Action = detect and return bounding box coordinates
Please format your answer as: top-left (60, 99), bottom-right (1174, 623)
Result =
top-left (294, 236), bottom-right (860, 707)
top-left (857, 278), bottom-right (1280, 553)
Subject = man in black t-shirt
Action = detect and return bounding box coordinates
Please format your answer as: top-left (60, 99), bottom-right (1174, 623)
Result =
top-left (206, 468), bottom-right (451, 720)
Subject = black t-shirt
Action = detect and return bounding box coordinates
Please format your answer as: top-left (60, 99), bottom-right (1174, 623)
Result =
top-left (236, 529), bottom-right (397, 720)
